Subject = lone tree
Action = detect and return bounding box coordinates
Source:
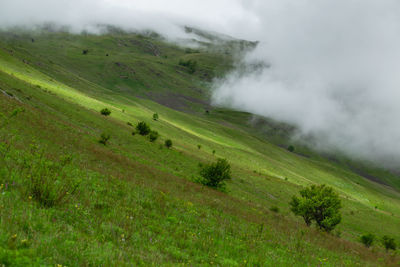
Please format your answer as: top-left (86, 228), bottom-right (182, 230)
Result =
top-left (165, 139), bottom-right (173, 148)
top-left (288, 145), bottom-right (295, 152)
top-left (199, 158), bottom-right (231, 189)
top-left (100, 108), bottom-right (111, 116)
top-left (136, 121), bottom-right (151, 136)
top-left (290, 184), bottom-right (342, 232)
top-left (382, 236), bottom-right (396, 252)
top-left (360, 234), bottom-right (375, 248)
top-left (153, 113), bottom-right (159, 121)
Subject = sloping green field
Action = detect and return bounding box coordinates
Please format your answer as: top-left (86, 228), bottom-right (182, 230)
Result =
top-left (0, 29), bottom-right (399, 266)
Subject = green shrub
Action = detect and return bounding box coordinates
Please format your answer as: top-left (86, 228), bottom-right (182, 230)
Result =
top-left (27, 155), bottom-right (79, 208)
top-left (153, 113), bottom-right (159, 121)
top-left (288, 145), bottom-right (295, 152)
top-left (165, 139), bottom-right (173, 148)
top-left (99, 133), bottom-right (110, 145)
top-left (289, 184), bottom-right (342, 232)
top-left (100, 108), bottom-right (111, 116)
top-left (4, 146), bottom-right (80, 208)
top-left (127, 122), bottom-right (133, 126)
top-left (360, 234), bottom-right (375, 248)
top-left (382, 235), bottom-right (396, 251)
top-left (198, 158), bottom-right (231, 189)
top-left (197, 144), bottom-right (202, 150)
top-left (149, 131), bottom-right (159, 142)
top-left (270, 206), bottom-right (279, 213)
top-left (136, 121), bottom-right (151, 136)
top-left (178, 59), bottom-right (197, 74)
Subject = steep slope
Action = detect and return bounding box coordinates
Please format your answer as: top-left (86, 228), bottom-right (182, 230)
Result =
top-left (0, 29), bottom-right (399, 266)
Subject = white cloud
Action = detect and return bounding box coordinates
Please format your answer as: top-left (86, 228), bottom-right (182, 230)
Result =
top-left (1, 0), bottom-right (400, 167)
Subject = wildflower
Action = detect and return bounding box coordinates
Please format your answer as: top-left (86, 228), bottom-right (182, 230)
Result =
top-left (21, 239), bottom-right (28, 244)
top-left (11, 234), bottom-right (17, 239)
top-left (28, 196), bottom-right (32, 200)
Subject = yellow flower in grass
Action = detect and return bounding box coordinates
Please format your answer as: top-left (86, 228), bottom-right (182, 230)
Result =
top-left (28, 196), bottom-right (32, 200)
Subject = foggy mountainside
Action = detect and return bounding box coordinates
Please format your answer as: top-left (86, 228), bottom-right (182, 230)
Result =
top-left (0, 1), bottom-right (399, 266)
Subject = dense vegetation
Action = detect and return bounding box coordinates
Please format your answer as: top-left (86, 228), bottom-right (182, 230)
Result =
top-left (0, 27), bottom-right (399, 266)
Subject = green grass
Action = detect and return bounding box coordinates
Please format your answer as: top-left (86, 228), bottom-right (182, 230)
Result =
top-left (0, 28), bottom-right (399, 266)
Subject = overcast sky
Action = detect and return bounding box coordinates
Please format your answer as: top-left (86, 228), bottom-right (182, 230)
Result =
top-left (1, 0), bottom-right (400, 167)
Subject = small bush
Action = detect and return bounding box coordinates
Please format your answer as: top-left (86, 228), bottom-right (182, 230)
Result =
top-left (153, 113), bottom-right (159, 121)
top-left (288, 145), bottom-right (295, 152)
top-left (197, 144), bottom-right (202, 150)
top-left (360, 234), bottom-right (375, 248)
top-left (149, 131), bottom-right (159, 142)
top-left (100, 108), bottom-right (111, 116)
top-left (382, 235), bottom-right (396, 251)
top-left (99, 133), bottom-right (110, 145)
top-left (127, 122), bottom-right (133, 126)
top-left (198, 158), bottom-right (231, 189)
top-left (82, 49), bottom-right (89, 55)
top-left (270, 206), bottom-right (279, 213)
top-left (136, 121), bottom-right (151, 136)
top-left (178, 59), bottom-right (197, 74)
top-left (165, 139), bottom-right (173, 148)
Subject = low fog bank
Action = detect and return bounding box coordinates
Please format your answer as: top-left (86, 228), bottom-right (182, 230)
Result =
top-left (2, 0), bottom-right (400, 168)
top-left (212, 1), bottom-right (400, 169)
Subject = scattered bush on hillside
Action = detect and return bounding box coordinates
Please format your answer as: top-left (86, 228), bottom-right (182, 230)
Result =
top-left (212, 150), bottom-right (216, 155)
top-left (127, 122), bottom-right (133, 126)
top-left (289, 184), bottom-right (342, 232)
top-left (178, 59), bottom-right (197, 74)
top-left (136, 121), bottom-right (151, 136)
top-left (185, 48), bottom-right (200, 54)
top-left (270, 206), bottom-right (279, 213)
top-left (82, 49), bottom-right (89, 55)
top-left (165, 139), bottom-right (173, 148)
top-left (360, 234), bottom-right (375, 248)
top-left (197, 144), bottom-right (202, 150)
top-left (98, 133), bottom-right (111, 145)
top-left (153, 113), bottom-right (159, 121)
top-left (149, 131), bottom-right (159, 142)
top-left (198, 158), bottom-right (231, 190)
top-left (26, 153), bottom-right (80, 208)
top-left (100, 108), bottom-right (111, 116)
top-left (382, 235), bottom-right (397, 252)
top-left (1, 142), bottom-right (80, 208)
top-left (288, 145), bottom-right (295, 152)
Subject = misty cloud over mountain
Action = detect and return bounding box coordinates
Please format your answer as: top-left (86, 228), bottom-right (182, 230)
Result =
top-left (1, 0), bottom-right (400, 167)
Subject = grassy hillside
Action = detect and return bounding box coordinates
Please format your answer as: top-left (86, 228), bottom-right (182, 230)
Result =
top-left (0, 28), bottom-right (399, 266)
